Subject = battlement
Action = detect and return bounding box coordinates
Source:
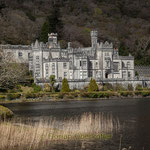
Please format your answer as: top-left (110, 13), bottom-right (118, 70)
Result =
top-left (91, 30), bottom-right (98, 37)
top-left (48, 33), bottom-right (58, 37)
top-left (99, 41), bottom-right (113, 49)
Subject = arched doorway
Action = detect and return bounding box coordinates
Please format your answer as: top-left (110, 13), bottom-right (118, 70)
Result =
top-left (105, 73), bottom-right (108, 79)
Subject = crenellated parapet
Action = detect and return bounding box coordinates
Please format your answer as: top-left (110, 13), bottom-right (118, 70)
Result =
top-left (98, 41), bottom-right (113, 49)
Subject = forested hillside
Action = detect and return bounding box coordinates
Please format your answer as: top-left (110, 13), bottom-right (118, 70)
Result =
top-left (0, 0), bottom-right (150, 65)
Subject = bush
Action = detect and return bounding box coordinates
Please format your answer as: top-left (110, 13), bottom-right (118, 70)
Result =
top-left (0, 95), bottom-right (6, 100)
top-left (64, 94), bottom-right (74, 99)
top-left (8, 85), bottom-right (23, 93)
top-left (32, 83), bottom-right (42, 93)
top-left (141, 91), bottom-right (150, 97)
top-left (134, 91), bottom-right (142, 96)
top-left (80, 92), bottom-right (115, 99)
top-left (58, 93), bottom-right (65, 99)
top-left (128, 84), bottom-right (134, 91)
top-left (114, 83), bottom-right (126, 91)
top-left (135, 84), bottom-right (143, 91)
top-left (61, 78), bottom-right (70, 93)
top-left (24, 92), bottom-right (45, 99)
top-left (103, 83), bottom-right (113, 91)
top-left (120, 91), bottom-right (134, 97)
top-left (25, 93), bottom-right (36, 99)
top-left (44, 83), bottom-right (51, 92)
top-left (0, 105), bottom-right (13, 119)
top-left (80, 92), bottom-right (90, 98)
top-left (7, 93), bottom-right (21, 100)
top-left (88, 78), bottom-right (98, 92)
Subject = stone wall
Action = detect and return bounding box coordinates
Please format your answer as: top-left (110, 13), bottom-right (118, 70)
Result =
top-left (37, 79), bottom-right (150, 90)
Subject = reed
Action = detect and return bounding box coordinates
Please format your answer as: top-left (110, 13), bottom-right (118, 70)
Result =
top-left (0, 112), bottom-right (120, 150)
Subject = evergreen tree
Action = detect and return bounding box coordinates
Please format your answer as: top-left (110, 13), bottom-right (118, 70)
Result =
top-left (88, 78), bottom-right (98, 92)
top-left (61, 78), bottom-right (70, 92)
top-left (40, 20), bottom-right (50, 43)
top-left (40, 3), bottom-right (63, 43)
top-left (119, 42), bottom-right (129, 56)
top-left (49, 75), bottom-right (56, 92)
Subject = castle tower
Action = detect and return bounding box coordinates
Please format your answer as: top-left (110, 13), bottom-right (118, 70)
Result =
top-left (48, 33), bottom-right (58, 48)
top-left (91, 31), bottom-right (98, 48)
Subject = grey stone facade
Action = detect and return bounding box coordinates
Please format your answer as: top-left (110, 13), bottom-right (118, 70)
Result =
top-left (1, 31), bottom-right (135, 88)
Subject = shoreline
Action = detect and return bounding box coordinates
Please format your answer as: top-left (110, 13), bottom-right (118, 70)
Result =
top-left (0, 96), bottom-right (150, 104)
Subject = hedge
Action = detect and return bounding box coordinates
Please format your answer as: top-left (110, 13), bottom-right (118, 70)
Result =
top-left (24, 92), bottom-right (45, 99)
top-left (7, 93), bottom-right (21, 100)
top-left (119, 91), bottom-right (134, 97)
top-left (79, 92), bottom-right (117, 98)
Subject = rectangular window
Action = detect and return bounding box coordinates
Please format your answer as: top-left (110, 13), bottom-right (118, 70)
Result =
top-left (83, 71), bottom-right (87, 79)
top-left (70, 72), bottom-right (73, 79)
top-left (80, 61), bottom-right (82, 67)
top-left (89, 71), bottom-right (93, 77)
top-left (128, 72), bottom-right (131, 78)
top-left (63, 63), bottom-right (67, 69)
top-left (36, 56), bottom-right (39, 60)
top-left (28, 53), bottom-right (31, 59)
top-left (113, 62), bottom-right (119, 72)
top-left (127, 62), bottom-right (131, 68)
top-left (64, 72), bottom-right (67, 78)
top-left (96, 62), bottom-right (98, 66)
top-left (52, 63), bottom-right (55, 69)
top-left (83, 61), bottom-right (87, 67)
top-left (122, 71), bottom-right (126, 78)
top-left (106, 61), bottom-right (110, 68)
top-left (18, 52), bottom-right (22, 57)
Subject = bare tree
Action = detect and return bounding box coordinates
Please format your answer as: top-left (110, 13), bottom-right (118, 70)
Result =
top-left (0, 48), bottom-right (28, 90)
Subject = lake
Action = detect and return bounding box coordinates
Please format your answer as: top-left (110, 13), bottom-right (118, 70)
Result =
top-left (2, 98), bottom-right (150, 150)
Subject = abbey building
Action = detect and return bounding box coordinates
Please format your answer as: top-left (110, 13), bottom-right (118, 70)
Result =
top-left (0, 31), bottom-right (135, 83)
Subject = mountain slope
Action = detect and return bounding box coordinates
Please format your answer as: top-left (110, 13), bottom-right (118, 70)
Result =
top-left (0, 0), bottom-right (150, 65)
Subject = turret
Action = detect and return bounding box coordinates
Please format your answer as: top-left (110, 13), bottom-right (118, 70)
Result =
top-left (91, 31), bottom-right (98, 48)
top-left (48, 33), bottom-right (58, 48)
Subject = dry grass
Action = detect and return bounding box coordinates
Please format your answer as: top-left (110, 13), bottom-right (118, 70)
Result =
top-left (0, 113), bottom-right (120, 150)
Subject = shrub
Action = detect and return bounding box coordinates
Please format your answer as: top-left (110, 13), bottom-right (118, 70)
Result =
top-left (0, 105), bottom-right (13, 119)
top-left (64, 94), bottom-right (74, 99)
top-left (0, 95), bottom-right (6, 100)
top-left (61, 78), bottom-right (70, 93)
top-left (32, 83), bottom-right (42, 93)
top-left (128, 84), bottom-right (134, 91)
top-left (102, 92), bottom-right (110, 98)
top-left (8, 85), bottom-right (23, 93)
top-left (49, 75), bottom-right (56, 92)
top-left (58, 93), bottom-right (65, 99)
top-left (114, 83), bottom-right (126, 91)
top-left (21, 86), bottom-right (34, 93)
top-left (80, 92), bottom-right (90, 98)
top-left (7, 93), bottom-right (21, 100)
top-left (135, 84), bottom-right (143, 91)
top-left (88, 78), bottom-right (98, 92)
top-left (71, 92), bottom-right (78, 98)
top-left (120, 91), bottom-right (134, 97)
top-left (141, 91), bottom-right (150, 97)
top-left (134, 91), bottom-right (142, 96)
top-left (44, 83), bottom-right (51, 92)
top-left (25, 93), bottom-right (36, 99)
top-left (103, 83), bottom-right (113, 91)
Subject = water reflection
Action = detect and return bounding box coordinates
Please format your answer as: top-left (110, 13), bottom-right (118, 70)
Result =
top-left (2, 99), bottom-right (150, 150)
